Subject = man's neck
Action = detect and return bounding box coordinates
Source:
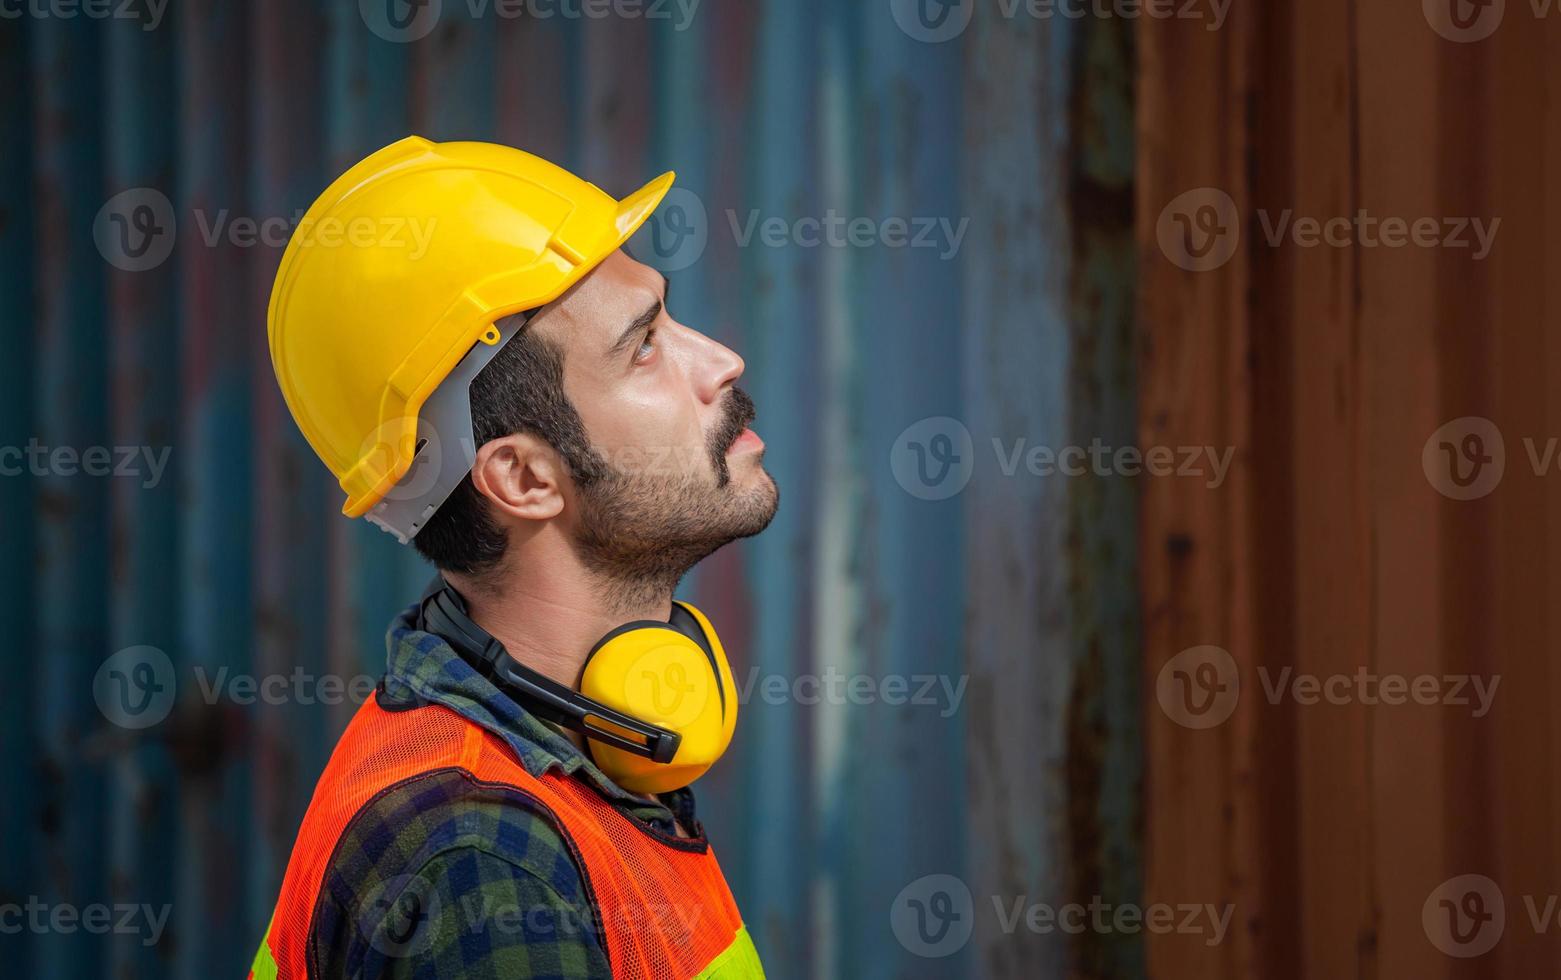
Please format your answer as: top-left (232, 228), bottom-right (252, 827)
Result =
top-left (447, 562), bottom-right (673, 693)
top-left (444, 546), bottom-right (689, 816)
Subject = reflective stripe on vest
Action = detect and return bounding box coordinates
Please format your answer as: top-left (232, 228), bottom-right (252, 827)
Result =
top-left (247, 696), bottom-right (763, 979)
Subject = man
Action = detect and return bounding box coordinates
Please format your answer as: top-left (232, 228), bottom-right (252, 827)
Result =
top-left (252, 136), bottom-right (776, 979)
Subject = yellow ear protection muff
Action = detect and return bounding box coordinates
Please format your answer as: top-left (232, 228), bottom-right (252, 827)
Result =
top-left (417, 578), bottom-right (737, 794)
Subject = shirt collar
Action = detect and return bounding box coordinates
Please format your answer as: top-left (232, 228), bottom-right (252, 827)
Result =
top-left (380, 602), bottom-right (693, 828)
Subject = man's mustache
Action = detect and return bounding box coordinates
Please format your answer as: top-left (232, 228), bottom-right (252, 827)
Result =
top-left (711, 388), bottom-right (757, 455)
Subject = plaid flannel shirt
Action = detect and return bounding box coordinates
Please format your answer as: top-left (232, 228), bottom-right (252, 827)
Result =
top-left (306, 604), bottom-right (705, 979)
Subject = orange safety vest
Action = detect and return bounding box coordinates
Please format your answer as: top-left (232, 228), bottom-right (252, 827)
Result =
top-left (248, 696), bottom-right (763, 978)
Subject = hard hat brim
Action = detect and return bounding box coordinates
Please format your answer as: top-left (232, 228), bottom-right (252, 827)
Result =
top-left (614, 171), bottom-right (676, 242)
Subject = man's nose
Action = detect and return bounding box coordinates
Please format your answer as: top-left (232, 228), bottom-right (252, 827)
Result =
top-left (690, 329), bottom-right (745, 403)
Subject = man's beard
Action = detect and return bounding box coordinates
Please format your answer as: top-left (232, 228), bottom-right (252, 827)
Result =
top-left (570, 388), bottom-right (778, 611)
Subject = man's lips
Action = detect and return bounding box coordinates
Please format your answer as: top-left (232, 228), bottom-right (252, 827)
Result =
top-left (727, 427), bottom-right (763, 454)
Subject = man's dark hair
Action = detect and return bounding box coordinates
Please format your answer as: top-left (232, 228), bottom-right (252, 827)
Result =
top-left (411, 320), bottom-right (605, 575)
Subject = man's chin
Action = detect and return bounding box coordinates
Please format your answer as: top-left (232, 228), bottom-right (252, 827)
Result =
top-left (734, 468), bottom-right (780, 534)
top-left (728, 453), bottom-right (770, 484)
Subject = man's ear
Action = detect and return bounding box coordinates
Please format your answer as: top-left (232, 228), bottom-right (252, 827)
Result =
top-left (469, 433), bottom-right (566, 521)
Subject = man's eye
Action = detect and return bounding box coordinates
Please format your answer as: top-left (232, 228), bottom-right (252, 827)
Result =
top-left (634, 330), bottom-right (657, 362)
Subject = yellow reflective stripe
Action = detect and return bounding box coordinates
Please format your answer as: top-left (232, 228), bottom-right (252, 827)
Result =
top-left (692, 924), bottom-right (765, 979)
top-left (248, 913), bottom-right (279, 980)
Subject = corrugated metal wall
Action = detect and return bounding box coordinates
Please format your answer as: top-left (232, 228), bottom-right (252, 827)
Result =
top-left (1, 2), bottom-right (1136, 978)
top-left (1140, 4), bottom-right (1561, 978)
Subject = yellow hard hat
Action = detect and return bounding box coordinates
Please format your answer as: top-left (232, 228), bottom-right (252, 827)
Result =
top-left (267, 135), bottom-right (674, 526)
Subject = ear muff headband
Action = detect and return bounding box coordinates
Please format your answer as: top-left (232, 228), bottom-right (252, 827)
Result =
top-left (675, 600), bottom-right (739, 757)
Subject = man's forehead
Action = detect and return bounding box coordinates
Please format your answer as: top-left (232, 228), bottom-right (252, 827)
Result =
top-left (530, 251), bottom-right (662, 348)
top-left (595, 250), bottom-right (665, 296)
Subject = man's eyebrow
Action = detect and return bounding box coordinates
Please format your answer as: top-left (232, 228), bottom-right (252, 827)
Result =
top-left (605, 275), bottom-right (670, 360)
